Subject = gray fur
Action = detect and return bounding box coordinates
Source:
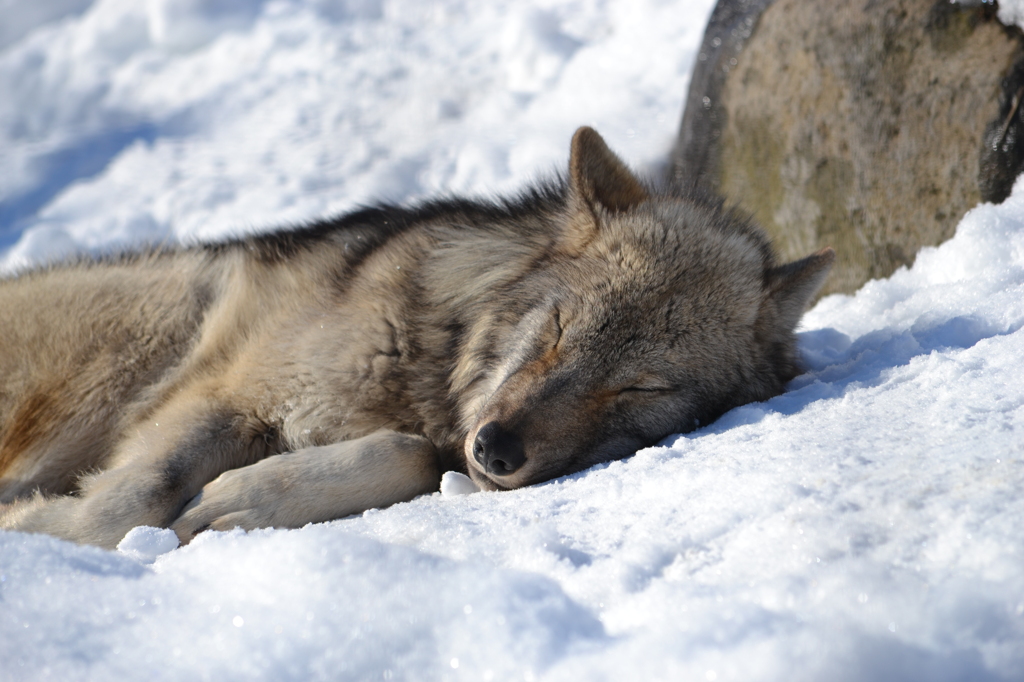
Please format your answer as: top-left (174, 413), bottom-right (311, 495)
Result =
top-left (0, 127), bottom-right (833, 548)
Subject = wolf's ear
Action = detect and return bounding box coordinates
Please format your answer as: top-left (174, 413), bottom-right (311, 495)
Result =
top-left (766, 247), bottom-right (836, 330)
top-left (569, 127), bottom-right (649, 213)
top-left (562, 127), bottom-right (649, 252)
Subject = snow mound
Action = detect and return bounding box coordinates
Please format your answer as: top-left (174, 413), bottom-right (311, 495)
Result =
top-left (116, 526), bottom-right (180, 564)
top-left (440, 471), bottom-right (481, 497)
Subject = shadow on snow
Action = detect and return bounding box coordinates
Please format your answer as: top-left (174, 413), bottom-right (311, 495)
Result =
top-left (0, 121), bottom-right (160, 250)
top-left (694, 314), bottom-right (1022, 435)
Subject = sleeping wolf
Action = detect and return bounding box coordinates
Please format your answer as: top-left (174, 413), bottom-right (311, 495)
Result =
top-left (0, 128), bottom-right (834, 549)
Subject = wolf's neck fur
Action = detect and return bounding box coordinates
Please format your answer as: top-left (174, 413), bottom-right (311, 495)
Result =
top-left (205, 185), bottom-right (572, 470)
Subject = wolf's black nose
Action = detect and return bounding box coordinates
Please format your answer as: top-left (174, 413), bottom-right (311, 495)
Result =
top-left (473, 421), bottom-right (526, 476)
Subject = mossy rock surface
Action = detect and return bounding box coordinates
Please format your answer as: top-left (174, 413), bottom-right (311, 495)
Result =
top-left (670, 0), bottom-right (1024, 296)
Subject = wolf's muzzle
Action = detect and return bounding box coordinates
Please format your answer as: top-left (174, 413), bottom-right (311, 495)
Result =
top-left (472, 421), bottom-right (526, 476)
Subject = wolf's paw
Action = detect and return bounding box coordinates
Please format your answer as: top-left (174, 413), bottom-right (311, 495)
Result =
top-left (170, 464), bottom-right (286, 544)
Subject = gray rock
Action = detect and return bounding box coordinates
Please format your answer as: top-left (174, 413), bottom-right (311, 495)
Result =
top-left (670, 0), bottom-right (1024, 295)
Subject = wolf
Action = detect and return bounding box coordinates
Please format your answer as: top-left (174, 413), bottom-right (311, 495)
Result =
top-left (0, 127), bottom-right (834, 549)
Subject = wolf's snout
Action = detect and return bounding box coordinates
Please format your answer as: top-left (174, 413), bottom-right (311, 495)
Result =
top-left (473, 421), bottom-right (526, 476)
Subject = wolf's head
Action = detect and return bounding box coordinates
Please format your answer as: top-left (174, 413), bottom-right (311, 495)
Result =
top-left (461, 127), bottom-right (834, 491)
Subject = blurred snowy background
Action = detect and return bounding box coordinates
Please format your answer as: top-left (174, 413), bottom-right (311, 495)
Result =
top-left (2, 1), bottom-right (1023, 680)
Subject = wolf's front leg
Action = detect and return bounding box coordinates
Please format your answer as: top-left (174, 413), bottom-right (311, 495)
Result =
top-left (2, 397), bottom-right (275, 549)
top-left (170, 430), bottom-right (440, 544)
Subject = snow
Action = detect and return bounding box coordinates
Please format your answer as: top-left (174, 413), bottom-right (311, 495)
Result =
top-left (1, 1), bottom-right (1023, 680)
top-left (116, 526), bottom-right (180, 564)
top-left (439, 471), bottom-right (481, 497)
top-left (0, 0), bottom-right (703, 269)
top-left (997, 0), bottom-right (1024, 27)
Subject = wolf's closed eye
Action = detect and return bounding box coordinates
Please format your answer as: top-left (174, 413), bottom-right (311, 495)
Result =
top-left (550, 308), bottom-right (564, 349)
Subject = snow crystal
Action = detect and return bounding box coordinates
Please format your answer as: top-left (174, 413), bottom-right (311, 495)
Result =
top-left (116, 526), bottom-right (180, 564)
top-left (439, 471), bottom-right (480, 497)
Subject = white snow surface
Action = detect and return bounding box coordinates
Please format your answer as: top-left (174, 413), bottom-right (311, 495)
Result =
top-left (997, 0), bottom-right (1024, 27)
top-left (2, 1), bottom-right (1023, 680)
